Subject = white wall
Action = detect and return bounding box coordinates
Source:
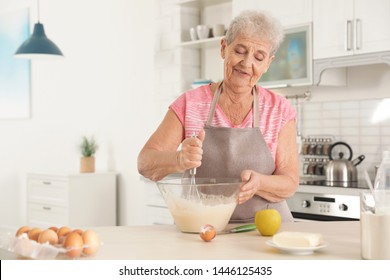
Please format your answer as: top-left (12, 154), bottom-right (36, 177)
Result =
top-left (0, 0), bottom-right (156, 230)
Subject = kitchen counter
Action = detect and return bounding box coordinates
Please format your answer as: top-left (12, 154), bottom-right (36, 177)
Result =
top-left (0, 221), bottom-right (362, 260)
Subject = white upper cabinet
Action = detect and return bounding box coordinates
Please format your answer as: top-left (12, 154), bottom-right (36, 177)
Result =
top-left (313, 0), bottom-right (354, 59)
top-left (232, 0), bottom-right (312, 27)
top-left (314, 0), bottom-right (390, 59)
top-left (354, 0), bottom-right (390, 54)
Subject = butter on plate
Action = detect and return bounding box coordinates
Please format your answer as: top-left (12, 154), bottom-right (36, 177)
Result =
top-left (272, 231), bottom-right (324, 247)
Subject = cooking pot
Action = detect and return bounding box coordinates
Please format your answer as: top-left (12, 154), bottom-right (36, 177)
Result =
top-left (325, 141), bottom-right (365, 187)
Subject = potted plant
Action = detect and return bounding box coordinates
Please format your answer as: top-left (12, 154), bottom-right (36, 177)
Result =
top-left (79, 136), bottom-right (98, 173)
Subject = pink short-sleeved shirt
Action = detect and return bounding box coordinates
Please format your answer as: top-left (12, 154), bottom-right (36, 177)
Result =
top-left (170, 84), bottom-right (296, 159)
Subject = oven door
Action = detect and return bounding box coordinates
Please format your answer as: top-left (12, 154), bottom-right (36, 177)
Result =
top-left (291, 212), bottom-right (359, 222)
top-left (287, 191), bottom-right (360, 222)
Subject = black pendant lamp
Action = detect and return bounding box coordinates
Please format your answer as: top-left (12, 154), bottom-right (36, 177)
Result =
top-left (15, 0), bottom-right (63, 59)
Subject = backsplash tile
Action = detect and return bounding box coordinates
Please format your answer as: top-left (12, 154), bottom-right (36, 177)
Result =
top-left (298, 98), bottom-right (390, 181)
top-left (340, 109), bottom-right (359, 119)
top-left (341, 127), bottom-right (360, 136)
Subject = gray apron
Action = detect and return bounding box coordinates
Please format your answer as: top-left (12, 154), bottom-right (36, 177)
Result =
top-left (185, 82), bottom-right (293, 223)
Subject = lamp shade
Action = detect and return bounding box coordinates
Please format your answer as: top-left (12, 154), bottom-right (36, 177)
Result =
top-left (14, 22), bottom-right (64, 59)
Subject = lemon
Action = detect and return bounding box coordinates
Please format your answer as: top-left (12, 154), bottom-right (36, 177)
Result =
top-left (254, 209), bottom-right (282, 236)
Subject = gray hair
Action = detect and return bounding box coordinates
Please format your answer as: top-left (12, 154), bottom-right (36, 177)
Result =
top-left (225, 10), bottom-right (284, 56)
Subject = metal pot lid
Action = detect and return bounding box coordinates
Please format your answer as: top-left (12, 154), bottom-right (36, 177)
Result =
top-left (329, 141), bottom-right (353, 161)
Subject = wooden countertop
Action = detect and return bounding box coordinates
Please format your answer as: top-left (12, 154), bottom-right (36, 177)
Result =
top-left (0, 221), bottom-right (362, 260)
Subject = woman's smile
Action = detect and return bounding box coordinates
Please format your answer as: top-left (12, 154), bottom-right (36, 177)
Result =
top-left (222, 34), bottom-right (274, 90)
top-left (234, 67), bottom-right (251, 77)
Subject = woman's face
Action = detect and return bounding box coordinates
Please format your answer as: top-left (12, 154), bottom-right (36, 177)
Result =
top-left (221, 33), bottom-right (274, 91)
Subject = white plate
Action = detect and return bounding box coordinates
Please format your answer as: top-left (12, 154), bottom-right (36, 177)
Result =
top-left (266, 240), bottom-right (328, 255)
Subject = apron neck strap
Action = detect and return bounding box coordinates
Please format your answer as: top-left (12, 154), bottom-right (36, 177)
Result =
top-left (206, 82), bottom-right (223, 126)
top-left (252, 86), bottom-right (259, 127)
top-left (206, 82), bottom-right (259, 128)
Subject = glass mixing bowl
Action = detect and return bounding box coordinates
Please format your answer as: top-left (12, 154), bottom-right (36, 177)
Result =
top-left (156, 177), bottom-right (242, 233)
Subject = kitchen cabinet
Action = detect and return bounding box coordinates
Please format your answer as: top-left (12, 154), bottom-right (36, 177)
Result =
top-left (313, 0), bottom-right (390, 59)
top-left (232, 0), bottom-right (312, 27)
top-left (26, 172), bottom-right (116, 228)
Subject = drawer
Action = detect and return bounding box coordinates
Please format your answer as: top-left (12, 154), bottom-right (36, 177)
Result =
top-left (27, 178), bottom-right (68, 205)
top-left (146, 205), bottom-right (174, 225)
top-left (27, 202), bottom-right (68, 228)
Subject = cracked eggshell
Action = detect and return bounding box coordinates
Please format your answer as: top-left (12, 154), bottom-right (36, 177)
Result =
top-left (199, 224), bottom-right (216, 242)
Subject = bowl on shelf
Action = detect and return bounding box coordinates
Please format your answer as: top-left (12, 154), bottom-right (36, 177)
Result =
top-left (196, 25), bottom-right (210, 40)
top-left (156, 177), bottom-right (241, 233)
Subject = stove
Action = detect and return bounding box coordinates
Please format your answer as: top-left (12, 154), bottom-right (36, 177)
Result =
top-left (286, 178), bottom-right (368, 221)
top-left (299, 178), bottom-right (359, 188)
top-left (291, 136), bottom-right (368, 221)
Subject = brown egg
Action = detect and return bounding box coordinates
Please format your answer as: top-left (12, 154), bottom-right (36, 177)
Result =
top-left (49, 226), bottom-right (59, 233)
top-left (64, 232), bottom-right (84, 258)
top-left (28, 227), bottom-right (42, 242)
top-left (57, 226), bottom-right (72, 238)
top-left (38, 229), bottom-right (58, 245)
top-left (199, 224), bottom-right (216, 242)
top-left (15, 226), bottom-right (30, 237)
top-left (82, 230), bottom-right (100, 256)
top-left (72, 229), bottom-right (84, 236)
top-left (57, 226), bottom-right (72, 244)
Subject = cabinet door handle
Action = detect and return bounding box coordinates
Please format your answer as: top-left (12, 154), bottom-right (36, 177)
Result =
top-left (345, 20), bottom-right (353, 51)
top-left (355, 18), bottom-right (361, 50)
top-left (42, 181), bottom-right (51, 185)
top-left (42, 206), bottom-right (51, 211)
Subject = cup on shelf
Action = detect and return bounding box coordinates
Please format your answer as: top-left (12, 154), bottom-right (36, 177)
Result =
top-left (212, 24), bottom-right (225, 37)
top-left (189, 27), bottom-right (198, 41)
top-left (196, 25), bottom-right (210, 40)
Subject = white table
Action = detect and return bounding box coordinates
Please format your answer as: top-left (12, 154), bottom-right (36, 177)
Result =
top-left (0, 221), bottom-right (362, 260)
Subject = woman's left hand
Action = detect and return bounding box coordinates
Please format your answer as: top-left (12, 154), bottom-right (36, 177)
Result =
top-left (238, 170), bottom-right (261, 204)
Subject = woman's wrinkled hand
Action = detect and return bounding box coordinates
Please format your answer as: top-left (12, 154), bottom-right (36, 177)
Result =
top-left (238, 170), bottom-right (261, 204)
top-left (179, 129), bottom-right (205, 171)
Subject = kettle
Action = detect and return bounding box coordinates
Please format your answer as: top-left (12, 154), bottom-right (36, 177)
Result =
top-left (325, 142), bottom-right (365, 187)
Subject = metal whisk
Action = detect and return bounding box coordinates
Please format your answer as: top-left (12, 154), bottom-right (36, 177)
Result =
top-left (189, 131), bottom-right (200, 200)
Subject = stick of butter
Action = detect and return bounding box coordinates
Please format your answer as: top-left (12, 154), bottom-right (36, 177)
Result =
top-left (273, 231), bottom-right (324, 247)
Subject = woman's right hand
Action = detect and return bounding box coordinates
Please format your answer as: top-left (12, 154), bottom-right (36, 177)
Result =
top-left (179, 129), bottom-right (205, 171)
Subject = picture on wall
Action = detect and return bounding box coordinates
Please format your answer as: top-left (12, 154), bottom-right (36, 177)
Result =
top-left (0, 8), bottom-right (30, 119)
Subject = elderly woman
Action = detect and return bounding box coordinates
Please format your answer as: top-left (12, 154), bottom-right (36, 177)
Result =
top-left (138, 10), bottom-right (299, 223)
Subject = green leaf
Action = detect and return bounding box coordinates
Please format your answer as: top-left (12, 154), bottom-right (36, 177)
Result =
top-left (80, 136), bottom-right (98, 157)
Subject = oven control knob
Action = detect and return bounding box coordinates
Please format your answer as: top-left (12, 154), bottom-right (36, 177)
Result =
top-left (339, 204), bottom-right (348, 211)
top-left (301, 200), bottom-right (311, 208)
